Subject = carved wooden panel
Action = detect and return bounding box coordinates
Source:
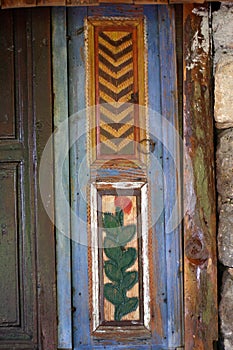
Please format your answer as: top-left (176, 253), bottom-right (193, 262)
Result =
top-left (90, 182), bottom-right (150, 338)
top-left (87, 15), bottom-right (151, 339)
top-left (97, 28), bottom-right (135, 156)
top-left (87, 18), bottom-right (147, 165)
top-left (101, 194), bottom-right (140, 323)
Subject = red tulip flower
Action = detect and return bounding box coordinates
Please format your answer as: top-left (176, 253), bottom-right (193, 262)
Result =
top-left (114, 196), bottom-right (132, 215)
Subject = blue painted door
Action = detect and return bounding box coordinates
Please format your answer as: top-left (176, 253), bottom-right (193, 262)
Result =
top-left (52, 4), bottom-right (183, 349)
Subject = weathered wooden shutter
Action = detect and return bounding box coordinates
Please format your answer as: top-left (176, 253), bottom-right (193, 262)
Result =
top-left (53, 4), bottom-right (183, 349)
top-left (0, 8), bottom-right (56, 349)
top-left (0, 4), bottom-right (218, 350)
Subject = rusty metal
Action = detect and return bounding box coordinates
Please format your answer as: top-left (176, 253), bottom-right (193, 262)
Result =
top-left (183, 4), bottom-right (218, 349)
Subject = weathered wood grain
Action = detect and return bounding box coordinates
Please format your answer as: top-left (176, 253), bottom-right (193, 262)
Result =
top-left (31, 8), bottom-right (57, 350)
top-left (1, 0), bottom-right (35, 8)
top-left (67, 7), bottom-right (92, 348)
top-left (183, 4), bottom-right (218, 349)
top-left (37, 0), bottom-right (65, 5)
top-left (63, 4), bottom-right (182, 348)
top-left (52, 7), bottom-right (72, 349)
top-left (1, 0), bottom-right (230, 9)
top-left (158, 5), bottom-right (183, 348)
top-left (0, 9), bottom-right (37, 347)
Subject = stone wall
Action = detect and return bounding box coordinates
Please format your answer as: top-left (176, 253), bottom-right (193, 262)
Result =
top-left (213, 4), bottom-right (233, 349)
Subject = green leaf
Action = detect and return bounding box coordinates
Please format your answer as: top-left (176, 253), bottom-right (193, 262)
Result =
top-left (104, 238), bottom-right (122, 261)
top-left (104, 283), bottom-right (124, 305)
top-left (118, 224), bottom-right (136, 246)
top-left (104, 236), bottom-right (117, 249)
top-left (122, 271), bottom-right (138, 290)
top-left (119, 247), bottom-right (137, 270)
top-left (116, 207), bottom-right (124, 226)
top-left (102, 213), bottom-right (120, 238)
top-left (102, 212), bottom-right (120, 229)
top-left (104, 261), bottom-right (122, 282)
top-left (114, 297), bottom-right (139, 321)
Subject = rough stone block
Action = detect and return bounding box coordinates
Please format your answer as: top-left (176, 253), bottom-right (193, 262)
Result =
top-left (216, 129), bottom-right (233, 201)
top-left (215, 57), bottom-right (233, 128)
top-left (218, 203), bottom-right (233, 266)
top-left (220, 269), bottom-right (233, 349)
top-left (213, 4), bottom-right (233, 51)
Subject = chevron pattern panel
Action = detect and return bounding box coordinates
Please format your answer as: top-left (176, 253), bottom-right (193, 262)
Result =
top-left (87, 18), bottom-right (147, 164)
top-left (98, 31), bottom-right (134, 104)
top-left (96, 29), bottom-right (137, 156)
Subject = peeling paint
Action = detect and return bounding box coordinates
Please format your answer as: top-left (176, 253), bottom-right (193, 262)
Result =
top-left (184, 4), bottom-right (218, 349)
top-left (192, 7), bottom-right (210, 54)
top-left (184, 152), bottom-right (196, 217)
top-left (186, 7), bottom-right (210, 71)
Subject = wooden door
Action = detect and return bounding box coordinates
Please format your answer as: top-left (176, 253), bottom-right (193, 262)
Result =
top-left (0, 9), bottom-right (56, 349)
top-left (53, 4), bottom-right (183, 349)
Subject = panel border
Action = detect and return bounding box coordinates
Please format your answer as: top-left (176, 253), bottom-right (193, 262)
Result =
top-left (86, 16), bottom-right (148, 167)
top-left (90, 182), bottom-right (151, 338)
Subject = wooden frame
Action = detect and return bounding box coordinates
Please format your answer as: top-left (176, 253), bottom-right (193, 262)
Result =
top-left (86, 16), bottom-right (148, 167)
top-left (90, 182), bottom-right (150, 337)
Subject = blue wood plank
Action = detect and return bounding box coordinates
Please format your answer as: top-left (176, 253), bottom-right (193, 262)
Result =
top-left (75, 344), bottom-right (169, 350)
top-left (144, 5), bottom-right (168, 346)
top-left (52, 8), bottom-right (72, 349)
top-left (158, 5), bottom-right (183, 348)
top-left (87, 4), bottom-right (144, 17)
top-left (67, 7), bottom-right (92, 348)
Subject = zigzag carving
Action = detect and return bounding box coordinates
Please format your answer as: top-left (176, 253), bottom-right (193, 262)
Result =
top-left (99, 69), bottom-right (133, 88)
top-left (99, 31), bottom-right (132, 48)
top-left (99, 62), bottom-right (133, 80)
top-left (97, 29), bottom-right (136, 155)
top-left (100, 135), bottom-right (134, 154)
top-left (99, 105), bottom-right (133, 124)
top-left (100, 123), bottom-right (134, 138)
top-left (99, 55), bottom-right (133, 73)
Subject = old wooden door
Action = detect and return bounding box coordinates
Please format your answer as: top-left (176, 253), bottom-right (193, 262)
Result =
top-left (52, 4), bottom-right (183, 349)
top-left (0, 8), bottom-right (56, 350)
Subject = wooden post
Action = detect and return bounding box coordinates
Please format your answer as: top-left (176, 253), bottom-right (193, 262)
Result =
top-left (32, 8), bottom-right (57, 349)
top-left (183, 4), bottom-right (218, 349)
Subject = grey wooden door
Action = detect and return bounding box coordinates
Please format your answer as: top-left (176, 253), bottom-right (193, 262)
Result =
top-left (0, 9), bottom-right (56, 349)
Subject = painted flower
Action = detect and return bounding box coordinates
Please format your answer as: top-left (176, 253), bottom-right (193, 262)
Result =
top-left (114, 196), bottom-right (132, 215)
